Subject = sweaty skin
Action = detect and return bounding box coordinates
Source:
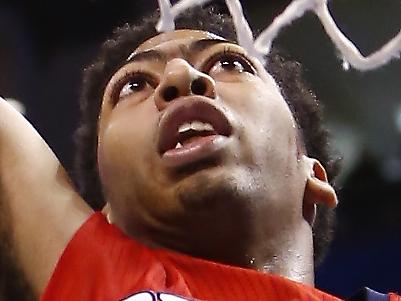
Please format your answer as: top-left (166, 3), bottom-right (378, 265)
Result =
top-left (0, 29), bottom-right (336, 297)
top-left (98, 30), bottom-right (337, 284)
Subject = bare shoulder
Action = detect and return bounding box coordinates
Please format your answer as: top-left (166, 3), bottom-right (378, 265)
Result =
top-left (0, 98), bottom-right (93, 296)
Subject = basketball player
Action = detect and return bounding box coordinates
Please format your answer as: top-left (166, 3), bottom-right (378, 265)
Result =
top-left (0, 6), bottom-right (399, 301)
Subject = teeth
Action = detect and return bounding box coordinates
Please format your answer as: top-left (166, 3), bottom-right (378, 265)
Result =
top-left (178, 121), bottom-right (214, 133)
top-left (203, 123), bottom-right (214, 131)
top-left (191, 121), bottom-right (213, 131)
top-left (191, 121), bottom-right (207, 131)
top-left (178, 122), bottom-right (191, 133)
top-left (175, 142), bottom-right (183, 149)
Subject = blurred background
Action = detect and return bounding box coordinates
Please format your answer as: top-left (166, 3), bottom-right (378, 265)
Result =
top-left (0, 0), bottom-right (400, 299)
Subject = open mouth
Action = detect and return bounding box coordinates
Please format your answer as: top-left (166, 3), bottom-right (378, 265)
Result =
top-left (158, 97), bottom-right (233, 168)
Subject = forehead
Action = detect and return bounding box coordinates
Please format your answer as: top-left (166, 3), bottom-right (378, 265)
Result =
top-left (134, 29), bottom-right (228, 54)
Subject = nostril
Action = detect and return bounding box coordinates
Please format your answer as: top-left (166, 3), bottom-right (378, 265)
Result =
top-left (191, 78), bottom-right (207, 95)
top-left (162, 86), bottom-right (179, 102)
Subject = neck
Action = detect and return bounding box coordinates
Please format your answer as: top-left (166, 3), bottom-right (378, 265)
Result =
top-left (254, 234), bottom-right (314, 285)
top-left (244, 221), bottom-right (315, 285)
top-left (112, 192), bottom-right (315, 285)
top-left (195, 220), bottom-right (315, 286)
top-left (145, 213), bottom-right (315, 285)
top-left (126, 219), bottom-right (315, 286)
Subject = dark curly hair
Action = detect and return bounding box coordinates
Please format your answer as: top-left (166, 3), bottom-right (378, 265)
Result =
top-left (74, 6), bottom-right (341, 266)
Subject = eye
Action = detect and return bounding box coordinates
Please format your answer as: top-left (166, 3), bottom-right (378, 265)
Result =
top-left (118, 74), bottom-right (154, 99)
top-left (207, 52), bottom-right (256, 76)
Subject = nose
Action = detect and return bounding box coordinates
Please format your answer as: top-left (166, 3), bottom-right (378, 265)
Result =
top-left (154, 58), bottom-right (216, 110)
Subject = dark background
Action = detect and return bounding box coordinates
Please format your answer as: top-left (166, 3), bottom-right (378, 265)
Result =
top-left (0, 0), bottom-right (400, 298)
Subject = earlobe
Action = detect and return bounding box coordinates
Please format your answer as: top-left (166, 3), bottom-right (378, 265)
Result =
top-left (302, 157), bottom-right (338, 225)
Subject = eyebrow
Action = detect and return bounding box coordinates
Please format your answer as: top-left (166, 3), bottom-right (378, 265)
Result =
top-left (127, 38), bottom-right (234, 64)
top-left (188, 38), bottom-right (232, 53)
top-left (126, 49), bottom-right (167, 64)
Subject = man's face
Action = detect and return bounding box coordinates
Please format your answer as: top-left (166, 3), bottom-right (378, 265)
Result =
top-left (98, 30), bottom-right (310, 257)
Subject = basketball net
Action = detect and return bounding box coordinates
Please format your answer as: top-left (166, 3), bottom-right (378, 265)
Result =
top-left (156, 0), bottom-right (401, 71)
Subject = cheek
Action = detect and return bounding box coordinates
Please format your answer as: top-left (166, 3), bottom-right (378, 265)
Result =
top-left (98, 102), bottom-right (158, 187)
top-left (217, 79), bottom-right (297, 145)
top-left (217, 80), bottom-right (299, 172)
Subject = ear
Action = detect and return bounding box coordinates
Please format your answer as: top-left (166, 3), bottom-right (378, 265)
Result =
top-left (101, 203), bottom-right (113, 224)
top-left (302, 156), bottom-right (338, 225)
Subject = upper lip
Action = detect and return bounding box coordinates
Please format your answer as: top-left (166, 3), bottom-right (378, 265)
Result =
top-left (157, 96), bottom-right (233, 155)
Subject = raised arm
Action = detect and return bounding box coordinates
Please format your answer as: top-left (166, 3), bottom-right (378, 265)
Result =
top-left (0, 97), bottom-right (92, 296)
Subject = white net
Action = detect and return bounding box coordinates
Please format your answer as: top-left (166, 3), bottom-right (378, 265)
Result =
top-left (157, 0), bottom-right (401, 71)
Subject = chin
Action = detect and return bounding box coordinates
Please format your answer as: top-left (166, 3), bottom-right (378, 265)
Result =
top-left (174, 163), bottom-right (256, 213)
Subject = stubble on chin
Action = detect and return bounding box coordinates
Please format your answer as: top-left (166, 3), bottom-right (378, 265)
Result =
top-left (176, 173), bottom-right (236, 211)
top-left (175, 165), bottom-right (263, 214)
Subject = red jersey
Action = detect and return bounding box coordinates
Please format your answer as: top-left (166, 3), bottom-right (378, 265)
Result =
top-left (40, 212), bottom-right (344, 301)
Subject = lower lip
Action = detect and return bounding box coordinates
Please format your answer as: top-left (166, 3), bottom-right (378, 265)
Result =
top-left (161, 135), bottom-right (230, 168)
